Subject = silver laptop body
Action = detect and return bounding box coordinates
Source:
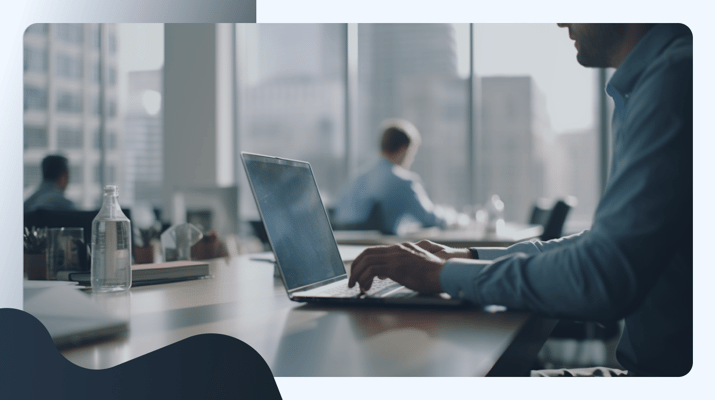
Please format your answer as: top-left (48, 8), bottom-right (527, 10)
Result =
top-left (241, 152), bottom-right (464, 307)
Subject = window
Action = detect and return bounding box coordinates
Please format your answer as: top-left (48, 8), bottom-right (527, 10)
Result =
top-left (93, 63), bottom-right (117, 85)
top-left (233, 23), bottom-right (600, 227)
top-left (56, 90), bottom-right (82, 113)
top-left (94, 164), bottom-right (115, 184)
top-left (93, 128), bottom-right (116, 150)
top-left (57, 126), bottom-right (83, 149)
top-left (108, 32), bottom-right (117, 53)
top-left (24, 86), bottom-right (47, 111)
top-left (24, 164), bottom-right (42, 188)
top-left (69, 164), bottom-right (83, 184)
top-left (237, 24), bottom-right (347, 218)
top-left (55, 24), bottom-right (83, 44)
top-left (26, 23), bottom-right (48, 36)
top-left (23, 23), bottom-right (150, 210)
top-left (91, 25), bottom-right (101, 49)
top-left (357, 24), bottom-right (471, 210)
top-left (55, 53), bottom-right (83, 79)
top-left (24, 126), bottom-right (47, 149)
top-left (473, 24), bottom-right (598, 224)
top-left (24, 47), bottom-right (47, 73)
top-left (108, 67), bottom-right (117, 85)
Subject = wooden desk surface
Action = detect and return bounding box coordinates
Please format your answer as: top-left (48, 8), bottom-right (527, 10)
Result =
top-left (60, 253), bottom-right (556, 376)
top-left (333, 223), bottom-right (543, 248)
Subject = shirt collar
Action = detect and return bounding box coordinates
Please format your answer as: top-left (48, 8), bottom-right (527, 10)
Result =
top-left (39, 179), bottom-right (63, 192)
top-left (608, 24), bottom-right (691, 96)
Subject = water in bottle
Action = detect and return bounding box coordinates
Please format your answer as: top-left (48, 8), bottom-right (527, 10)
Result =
top-left (91, 185), bottom-right (132, 292)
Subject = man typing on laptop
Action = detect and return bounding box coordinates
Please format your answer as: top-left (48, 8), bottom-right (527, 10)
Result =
top-left (348, 24), bottom-right (692, 377)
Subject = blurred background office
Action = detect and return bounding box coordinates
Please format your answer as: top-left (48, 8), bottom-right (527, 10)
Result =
top-left (23, 23), bottom-right (604, 235)
top-left (23, 23), bottom-right (614, 367)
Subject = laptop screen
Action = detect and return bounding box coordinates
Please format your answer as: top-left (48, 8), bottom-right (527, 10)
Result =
top-left (242, 153), bottom-right (346, 290)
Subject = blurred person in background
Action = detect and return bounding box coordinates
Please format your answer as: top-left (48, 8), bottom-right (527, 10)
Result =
top-left (333, 119), bottom-right (456, 235)
top-left (24, 154), bottom-right (77, 213)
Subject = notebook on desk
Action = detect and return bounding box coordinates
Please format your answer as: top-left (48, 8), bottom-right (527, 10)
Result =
top-left (241, 152), bottom-right (465, 307)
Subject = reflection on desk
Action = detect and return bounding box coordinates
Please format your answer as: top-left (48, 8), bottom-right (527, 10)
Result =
top-left (332, 222), bottom-right (543, 248)
top-left (60, 252), bottom-right (556, 376)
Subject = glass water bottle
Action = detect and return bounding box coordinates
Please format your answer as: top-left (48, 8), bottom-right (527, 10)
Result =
top-left (91, 185), bottom-right (132, 292)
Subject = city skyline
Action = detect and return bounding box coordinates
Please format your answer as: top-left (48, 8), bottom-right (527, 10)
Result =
top-left (24, 23), bottom-right (599, 229)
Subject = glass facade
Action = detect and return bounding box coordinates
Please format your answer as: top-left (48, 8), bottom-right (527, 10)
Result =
top-left (23, 23), bottom-right (600, 231)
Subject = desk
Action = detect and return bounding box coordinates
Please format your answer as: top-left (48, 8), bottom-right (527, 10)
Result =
top-left (333, 223), bottom-right (543, 248)
top-left (60, 253), bottom-right (556, 376)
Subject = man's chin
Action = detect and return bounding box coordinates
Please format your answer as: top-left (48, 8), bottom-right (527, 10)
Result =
top-left (576, 53), bottom-right (605, 68)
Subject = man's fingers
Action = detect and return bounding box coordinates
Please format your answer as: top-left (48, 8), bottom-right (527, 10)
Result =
top-left (349, 251), bottom-right (389, 287)
top-left (351, 245), bottom-right (391, 271)
top-left (356, 263), bottom-right (390, 292)
top-left (415, 240), bottom-right (444, 254)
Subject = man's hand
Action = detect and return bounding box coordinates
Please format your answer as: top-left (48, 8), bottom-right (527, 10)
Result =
top-left (413, 240), bottom-right (473, 261)
top-left (348, 242), bottom-right (449, 294)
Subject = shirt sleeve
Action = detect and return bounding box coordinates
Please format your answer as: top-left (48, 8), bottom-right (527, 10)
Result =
top-left (471, 231), bottom-right (588, 260)
top-left (440, 54), bottom-right (692, 322)
top-left (385, 175), bottom-right (446, 232)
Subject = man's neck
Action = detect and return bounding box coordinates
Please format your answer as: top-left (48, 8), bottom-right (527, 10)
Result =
top-left (382, 152), bottom-right (403, 167)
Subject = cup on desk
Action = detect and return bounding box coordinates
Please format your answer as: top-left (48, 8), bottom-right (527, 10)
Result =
top-left (46, 227), bottom-right (85, 280)
top-left (160, 223), bottom-right (203, 262)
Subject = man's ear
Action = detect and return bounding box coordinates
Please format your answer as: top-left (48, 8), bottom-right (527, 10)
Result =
top-left (57, 171), bottom-right (69, 190)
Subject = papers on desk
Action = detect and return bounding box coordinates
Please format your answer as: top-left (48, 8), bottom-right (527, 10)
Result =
top-left (58, 260), bottom-right (211, 287)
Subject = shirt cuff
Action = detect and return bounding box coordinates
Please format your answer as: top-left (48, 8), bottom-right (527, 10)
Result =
top-left (472, 247), bottom-right (511, 260)
top-left (440, 259), bottom-right (490, 302)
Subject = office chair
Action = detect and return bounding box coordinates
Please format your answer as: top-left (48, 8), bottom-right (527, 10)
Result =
top-left (530, 196), bottom-right (577, 241)
top-left (329, 203), bottom-right (388, 233)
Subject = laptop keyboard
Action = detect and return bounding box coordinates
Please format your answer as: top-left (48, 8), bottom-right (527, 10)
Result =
top-left (295, 278), bottom-right (402, 298)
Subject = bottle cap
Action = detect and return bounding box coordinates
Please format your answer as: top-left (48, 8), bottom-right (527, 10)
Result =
top-left (104, 185), bottom-right (118, 195)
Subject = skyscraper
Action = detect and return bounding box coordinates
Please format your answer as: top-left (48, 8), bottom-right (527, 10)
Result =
top-left (123, 69), bottom-right (163, 208)
top-left (478, 76), bottom-right (548, 223)
top-left (357, 24), bottom-right (458, 167)
top-left (23, 23), bottom-right (121, 209)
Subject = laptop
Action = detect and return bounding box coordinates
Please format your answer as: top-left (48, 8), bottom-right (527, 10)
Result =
top-left (241, 152), bottom-right (465, 307)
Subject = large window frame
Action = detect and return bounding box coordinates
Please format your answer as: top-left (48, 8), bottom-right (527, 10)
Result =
top-left (234, 23), bottom-right (607, 227)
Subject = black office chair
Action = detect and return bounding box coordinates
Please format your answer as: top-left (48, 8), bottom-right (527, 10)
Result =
top-left (529, 197), bottom-right (577, 241)
top-left (329, 203), bottom-right (389, 234)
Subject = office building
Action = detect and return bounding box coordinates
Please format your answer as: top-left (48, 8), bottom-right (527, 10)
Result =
top-left (478, 76), bottom-right (548, 223)
top-left (123, 69), bottom-right (163, 208)
top-left (242, 78), bottom-right (345, 198)
top-left (23, 23), bottom-right (122, 209)
top-left (553, 128), bottom-right (599, 224)
top-left (238, 24), bottom-right (346, 216)
top-left (357, 24), bottom-right (458, 167)
top-left (398, 74), bottom-right (470, 208)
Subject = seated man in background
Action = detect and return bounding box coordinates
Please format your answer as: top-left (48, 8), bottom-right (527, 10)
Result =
top-left (24, 155), bottom-right (77, 213)
top-left (332, 119), bottom-right (449, 235)
top-left (348, 24), bottom-right (692, 377)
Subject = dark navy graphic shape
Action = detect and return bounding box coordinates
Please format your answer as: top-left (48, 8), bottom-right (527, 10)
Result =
top-left (0, 308), bottom-right (282, 399)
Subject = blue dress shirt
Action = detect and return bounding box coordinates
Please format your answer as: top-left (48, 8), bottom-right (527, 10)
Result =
top-left (23, 180), bottom-right (77, 214)
top-left (333, 157), bottom-right (446, 234)
top-left (440, 24), bottom-right (692, 376)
